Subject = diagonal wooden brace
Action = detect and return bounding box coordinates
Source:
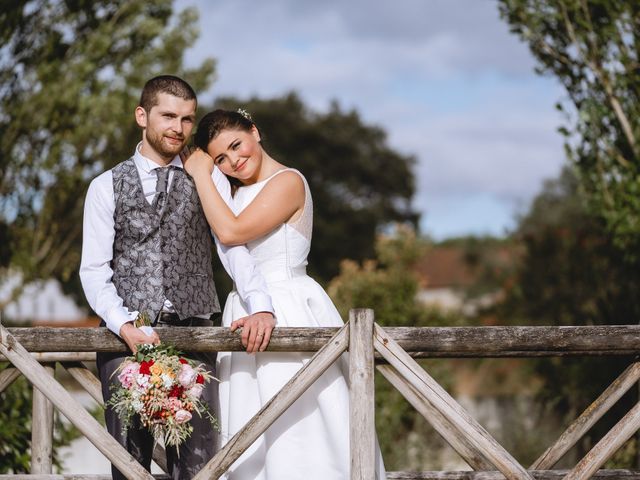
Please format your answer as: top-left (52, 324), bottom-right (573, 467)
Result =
top-left (193, 323), bottom-right (350, 480)
top-left (0, 325), bottom-right (154, 480)
top-left (373, 323), bottom-right (534, 480)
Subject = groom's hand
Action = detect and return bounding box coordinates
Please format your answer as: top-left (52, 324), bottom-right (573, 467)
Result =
top-left (230, 312), bottom-right (275, 353)
top-left (119, 322), bottom-right (160, 354)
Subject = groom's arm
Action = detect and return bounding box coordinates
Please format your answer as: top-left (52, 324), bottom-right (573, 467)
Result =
top-left (79, 172), bottom-right (159, 349)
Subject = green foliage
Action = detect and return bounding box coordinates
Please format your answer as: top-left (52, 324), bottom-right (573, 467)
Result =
top-left (0, 373), bottom-right (84, 473)
top-left (492, 167), bottom-right (640, 461)
top-left (498, 0), bottom-right (640, 261)
top-left (0, 0), bottom-right (215, 304)
top-left (210, 94), bottom-right (419, 283)
top-left (327, 226), bottom-right (465, 469)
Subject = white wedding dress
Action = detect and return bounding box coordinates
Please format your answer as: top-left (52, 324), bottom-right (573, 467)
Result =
top-left (217, 168), bottom-right (386, 479)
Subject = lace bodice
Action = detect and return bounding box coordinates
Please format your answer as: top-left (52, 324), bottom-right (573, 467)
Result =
top-left (231, 168), bottom-right (313, 281)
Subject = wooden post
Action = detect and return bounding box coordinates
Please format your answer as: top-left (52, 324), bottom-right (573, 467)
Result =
top-left (373, 323), bottom-right (534, 480)
top-left (377, 364), bottom-right (493, 471)
top-left (532, 361), bottom-right (640, 469)
top-left (31, 363), bottom-right (54, 474)
top-left (0, 325), bottom-right (154, 480)
top-left (349, 309), bottom-right (376, 480)
top-left (192, 323), bottom-right (350, 480)
top-left (565, 402), bottom-right (640, 480)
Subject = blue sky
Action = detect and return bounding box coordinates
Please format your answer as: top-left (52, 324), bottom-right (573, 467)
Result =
top-left (177, 0), bottom-right (567, 240)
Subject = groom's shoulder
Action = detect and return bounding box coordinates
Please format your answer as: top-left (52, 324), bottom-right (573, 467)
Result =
top-left (87, 157), bottom-right (132, 195)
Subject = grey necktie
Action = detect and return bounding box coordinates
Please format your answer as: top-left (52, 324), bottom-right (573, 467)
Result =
top-left (153, 166), bottom-right (171, 212)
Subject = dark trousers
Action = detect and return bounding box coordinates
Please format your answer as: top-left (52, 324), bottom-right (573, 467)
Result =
top-left (97, 316), bottom-right (218, 480)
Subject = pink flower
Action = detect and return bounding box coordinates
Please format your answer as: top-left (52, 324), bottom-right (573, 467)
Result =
top-left (166, 397), bottom-right (183, 412)
top-left (118, 362), bottom-right (140, 388)
top-left (187, 384), bottom-right (204, 399)
top-left (178, 364), bottom-right (197, 388)
top-left (174, 409), bottom-right (192, 424)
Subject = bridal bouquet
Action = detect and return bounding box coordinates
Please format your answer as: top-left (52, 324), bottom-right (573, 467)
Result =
top-left (108, 342), bottom-right (218, 449)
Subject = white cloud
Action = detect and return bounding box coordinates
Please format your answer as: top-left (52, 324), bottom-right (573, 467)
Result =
top-left (177, 0), bottom-right (568, 238)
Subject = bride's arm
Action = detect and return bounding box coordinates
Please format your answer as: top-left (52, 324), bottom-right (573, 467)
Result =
top-left (186, 151), bottom-right (304, 245)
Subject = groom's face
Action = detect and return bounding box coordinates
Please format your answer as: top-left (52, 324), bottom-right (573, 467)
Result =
top-left (136, 92), bottom-right (196, 162)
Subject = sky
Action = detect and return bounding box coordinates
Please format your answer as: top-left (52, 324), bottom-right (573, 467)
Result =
top-left (180, 0), bottom-right (566, 239)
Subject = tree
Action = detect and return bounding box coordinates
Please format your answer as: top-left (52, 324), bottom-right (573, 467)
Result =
top-left (210, 93), bottom-right (419, 283)
top-left (0, 373), bottom-right (83, 473)
top-left (498, 0), bottom-right (640, 261)
top-left (493, 167), bottom-right (640, 465)
top-left (328, 226), bottom-right (465, 469)
top-left (0, 0), bottom-right (215, 306)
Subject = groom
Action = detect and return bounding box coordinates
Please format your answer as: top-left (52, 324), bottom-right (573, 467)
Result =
top-left (80, 75), bottom-right (274, 479)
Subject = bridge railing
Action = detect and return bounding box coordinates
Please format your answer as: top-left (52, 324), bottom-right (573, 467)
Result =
top-left (2, 310), bottom-right (640, 479)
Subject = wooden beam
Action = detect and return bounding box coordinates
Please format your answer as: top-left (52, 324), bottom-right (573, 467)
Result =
top-left (192, 323), bottom-right (350, 480)
top-left (0, 352), bottom-right (97, 362)
top-left (385, 470), bottom-right (640, 479)
top-left (564, 402), bottom-right (640, 480)
top-left (378, 364), bottom-right (493, 471)
top-left (373, 324), bottom-right (533, 480)
top-left (532, 361), bottom-right (640, 469)
top-left (7, 325), bottom-right (640, 356)
top-left (0, 325), bottom-right (154, 480)
top-left (349, 309), bottom-right (376, 480)
top-left (1, 470), bottom-right (639, 480)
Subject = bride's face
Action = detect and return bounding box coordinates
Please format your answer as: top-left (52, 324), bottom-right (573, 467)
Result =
top-left (207, 127), bottom-right (262, 183)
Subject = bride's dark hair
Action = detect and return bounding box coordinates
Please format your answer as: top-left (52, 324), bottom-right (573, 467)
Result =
top-left (194, 109), bottom-right (258, 193)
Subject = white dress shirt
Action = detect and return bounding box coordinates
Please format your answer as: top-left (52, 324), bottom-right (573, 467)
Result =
top-left (80, 144), bottom-right (274, 336)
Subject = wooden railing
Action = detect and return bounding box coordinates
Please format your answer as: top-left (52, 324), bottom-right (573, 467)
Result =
top-left (2, 310), bottom-right (640, 479)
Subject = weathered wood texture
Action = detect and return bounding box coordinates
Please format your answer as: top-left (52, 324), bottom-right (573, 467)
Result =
top-left (192, 324), bottom-right (350, 480)
top-left (31, 364), bottom-right (54, 474)
top-left (532, 361), bottom-right (640, 469)
top-left (0, 476), bottom-right (171, 480)
top-left (0, 366), bottom-right (21, 393)
top-left (0, 352), bottom-right (97, 362)
top-left (7, 325), bottom-right (640, 356)
top-left (565, 402), bottom-right (640, 480)
top-left (377, 364), bottom-right (493, 471)
top-left (385, 470), bottom-right (640, 479)
top-left (61, 362), bottom-right (103, 404)
top-left (0, 325), bottom-right (154, 480)
top-left (374, 324), bottom-right (533, 480)
top-left (349, 310), bottom-right (376, 480)
top-left (1, 471), bottom-right (639, 480)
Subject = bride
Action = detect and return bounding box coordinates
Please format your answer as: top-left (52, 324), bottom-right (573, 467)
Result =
top-left (184, 109), bottom-right (386, 479)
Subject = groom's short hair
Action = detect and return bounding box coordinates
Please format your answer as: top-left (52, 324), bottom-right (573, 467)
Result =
top-left (139, 75), bottom-right (197, 113)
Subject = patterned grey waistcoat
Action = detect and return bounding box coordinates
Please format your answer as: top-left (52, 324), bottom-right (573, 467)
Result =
top-left (111, 158), bottom-right (220, 321)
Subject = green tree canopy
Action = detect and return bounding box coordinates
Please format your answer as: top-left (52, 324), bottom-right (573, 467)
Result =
top-left (211, 93), bottom-right (419, 282)
top-left (493, 167), bottom-right (640, 463)
top-left (0, 0), bottom-right (215, 305)
top-left (498, 0), bottom-right (640, 260)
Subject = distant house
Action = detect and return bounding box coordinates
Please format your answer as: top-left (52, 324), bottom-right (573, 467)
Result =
top-left (413, 243), bottom-right (517, 315)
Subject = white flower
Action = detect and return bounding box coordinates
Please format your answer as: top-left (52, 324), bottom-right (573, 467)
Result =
top-left (131, 400), bottom-right (144, 413)
top-left (136, 374), bottom-right (150, 388)
top-left (161, 373), bottom-right (173, 389)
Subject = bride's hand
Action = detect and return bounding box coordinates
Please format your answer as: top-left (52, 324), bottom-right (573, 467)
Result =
top-left (181, 146), bottom-right (214, 178)
top-left (230, 312), bottom-right (276, 353)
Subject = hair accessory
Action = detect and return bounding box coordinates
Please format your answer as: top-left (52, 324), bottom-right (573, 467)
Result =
top-left (236, 108), bottom-right (253, 122)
